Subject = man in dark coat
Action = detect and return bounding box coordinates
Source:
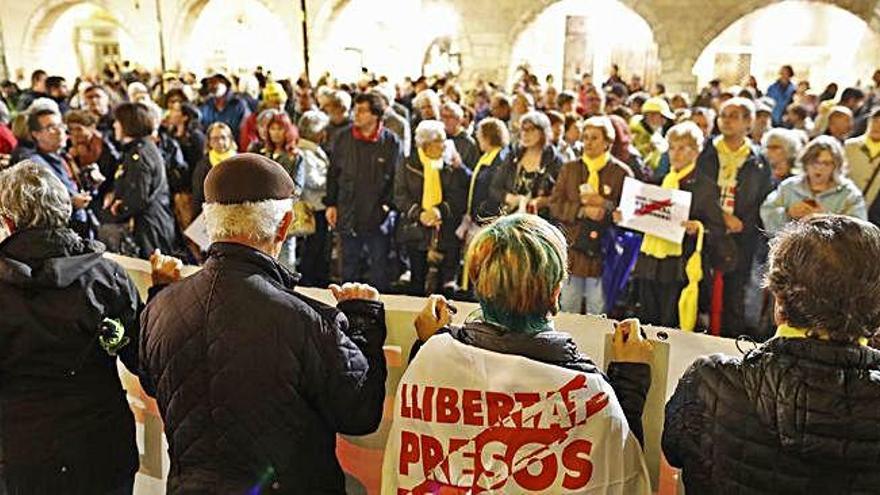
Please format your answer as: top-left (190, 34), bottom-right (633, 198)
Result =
top-left (697, 97), bottom-right (772, 337)
top-left (0, 160), bottom-right (144, 494)
top-left (324, 92), bottom-right (403, 292)
top-left (140, 153), bottom-right (388, 494)
top-left (24, 108), bottom-right (94, 238)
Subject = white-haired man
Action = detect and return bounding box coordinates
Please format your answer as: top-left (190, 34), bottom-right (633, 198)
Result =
top-left (140, 153), bottom-right (388, 493)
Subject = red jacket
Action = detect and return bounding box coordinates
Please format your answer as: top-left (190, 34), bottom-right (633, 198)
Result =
top-left (0, 124), bottom-right (17, 154)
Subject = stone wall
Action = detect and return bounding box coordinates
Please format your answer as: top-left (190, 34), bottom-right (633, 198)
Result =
top-left (1, 0), bottom-right (878, 92)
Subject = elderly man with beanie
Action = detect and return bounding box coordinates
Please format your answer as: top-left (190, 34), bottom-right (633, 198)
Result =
top-left (140, 153), bottom-right (388, 493)
top-left (325, 91), bottom-right (403, 292)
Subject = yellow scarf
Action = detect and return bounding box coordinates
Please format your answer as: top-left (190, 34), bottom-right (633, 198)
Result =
top-left (467, 147), bottom-right (500, 213)
top-left (581, 151), bottom-right (610, 193)
top-left (418, 148), bottom-right (443, 210)
top-left (775, 323), bottom-right (869, 346)
top-left (640, 162), bottom-right (696, 259)
top-left (715, 136), bottom-right (750, 183)
top-left (209, 148), bottom-right (236, 167)
top-left (866, 137), bottom-right (880, 160)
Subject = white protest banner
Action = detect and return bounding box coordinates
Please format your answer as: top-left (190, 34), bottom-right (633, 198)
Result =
top-left (617, 177), bottom-right (692, 244)
top-left (381, 334), bottom-right (650, 494)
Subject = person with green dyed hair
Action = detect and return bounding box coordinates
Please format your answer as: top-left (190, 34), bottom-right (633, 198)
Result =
top-left (407, 213), bottom-right (654, 444)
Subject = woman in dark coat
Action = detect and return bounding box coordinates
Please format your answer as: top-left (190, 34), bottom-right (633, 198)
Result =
top-left (489, 111), bottom-right (563, 219)
top-left (0, 160), bottom-right (144, 494)
top-left (632, 122), bottom-right (725, 328)
top-left (663, 214), bottom-right (880, 494)
top-left (394, 119), bottom-right (470, 296)
top-left (104, 102), bottom-right (176, 258)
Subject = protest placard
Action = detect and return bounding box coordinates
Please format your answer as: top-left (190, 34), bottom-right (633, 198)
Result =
top-left (618, 177), bottom-right (692, 243)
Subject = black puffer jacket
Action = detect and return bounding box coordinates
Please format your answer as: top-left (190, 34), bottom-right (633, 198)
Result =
top-left (0, 228), bottom-right (142, 494)
top-left (139, 242), bottom-right (388, 494)
top-left (663, 337), bottom-right (880, 494)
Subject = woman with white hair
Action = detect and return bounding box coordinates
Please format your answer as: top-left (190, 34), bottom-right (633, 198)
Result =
top-left (394, 119), bottom-right (470, 295)
top-left (0, 160), bottom-right (148, 494)
top-left (761, 127), bottom-right (802, 187)
top-left (490, 111), bottom-right (564, 218)
top-left (631, 122), bottom-right (725, 328)
top-left (549, 115), bottom-right (632, 315)
top-left (761, 135), bottom-right (867, 235)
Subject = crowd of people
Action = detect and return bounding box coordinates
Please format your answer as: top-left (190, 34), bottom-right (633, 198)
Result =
top-left (1, 62), bottom-right (879, 344)
top-left (2, 146), bottom-right (880, 493)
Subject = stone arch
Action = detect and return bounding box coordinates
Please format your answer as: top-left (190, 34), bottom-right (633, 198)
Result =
top-left (19, 0), bottom-right (135, 66)
top-left (166, 0), bottom-right (302, 77)
top-left (505, 0), bottom-right (663, 88)
top-left (689, 0), bottom-right (880, 89)
top-left (309, 0), bottom-right (472, 82)
top-left (167, 0), bottom-right (300, 74)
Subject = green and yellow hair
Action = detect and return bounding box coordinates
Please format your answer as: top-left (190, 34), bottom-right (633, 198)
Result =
top-left (466, 214), bottom-right (568, 334)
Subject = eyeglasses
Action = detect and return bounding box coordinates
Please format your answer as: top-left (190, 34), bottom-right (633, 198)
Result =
top-left (39, 123), bottom-right (66, 133)
top-left (810, 159), bottom-right (836, 168)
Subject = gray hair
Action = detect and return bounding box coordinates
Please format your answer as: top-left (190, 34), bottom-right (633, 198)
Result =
top-left (0, 160), bottom-right (72, 230)
top-left (520, 111), bottom-right (552, 144)
top-left (666, 121), bottom-right (705, 152)
top-left (413, 89), bottom-right (441, 114)
top-left (582, 115), bottom-right (616, 143)
top-left (26, 97), bottom-right (61, 115)
top-left (720, 96), bottom-right (756, 121)
top-left (441, 100), bottom-right (464, 120)
top-left (203, 198), bottom-right (293, 244)
top-left (414, 119), bottom-right (446, 148)
top-left (761, 128), bottom-right (802, 164)
top-left (797, 135), bottom-right (846, 182)
top-left (325, 90), bottom-right (352, 112)
top-left (257, 108), bottom-right (281, 125)
top-left (297, 110), bottom-right (330, 142)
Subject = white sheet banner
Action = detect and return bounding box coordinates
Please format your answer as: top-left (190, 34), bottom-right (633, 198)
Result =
top-left (381, 334), bottom-right (650, 494)
top-left (617, 177), bottom-right (692, 243)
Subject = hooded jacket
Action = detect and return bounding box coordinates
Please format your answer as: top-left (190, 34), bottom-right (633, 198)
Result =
top-left (0, 228), bottom-right (142, 494)
top-left (663, 338), bottom-right (880, 494)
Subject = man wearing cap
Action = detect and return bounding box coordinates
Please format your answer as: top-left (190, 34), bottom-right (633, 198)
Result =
top-left (630, 96), bottom-right (674, 174)
top-left (200, 73), bottom-right (250, 143)
top-left (140, 153), bottom-right (388, 493)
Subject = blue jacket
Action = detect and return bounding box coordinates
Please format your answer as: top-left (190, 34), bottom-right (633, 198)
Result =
top-left (766, 80), bottom-right (796, 125)
top-left (200, 94), bottom-right (250, 142)
top-left (760, 174), bottom-right (867, 235)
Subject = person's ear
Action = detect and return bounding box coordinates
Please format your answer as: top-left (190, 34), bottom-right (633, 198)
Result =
top-left (550, 283), bottom-right (563, 316)
top-left (275, 210), bottom-right (293, 244)
top-left (773, 297), bottom-right (787, 326)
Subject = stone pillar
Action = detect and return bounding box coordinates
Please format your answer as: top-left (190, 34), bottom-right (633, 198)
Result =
top-left (562, 16), bottom-right (588, 90)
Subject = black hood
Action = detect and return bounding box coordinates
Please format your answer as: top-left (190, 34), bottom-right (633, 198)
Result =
top-left (0, 228), bottom-right (105, 289)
